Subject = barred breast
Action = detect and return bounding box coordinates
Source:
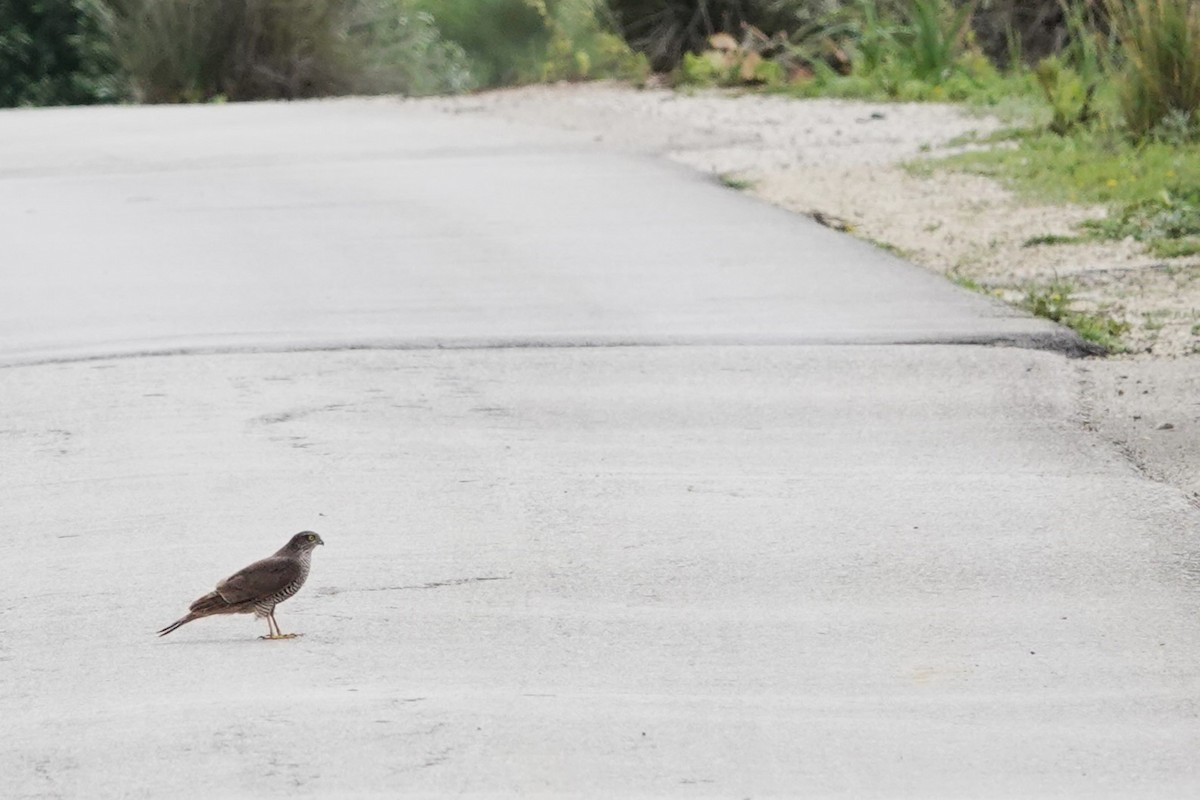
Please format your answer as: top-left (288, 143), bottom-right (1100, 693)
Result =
top-left (254, 550), bottom-right (312, 617)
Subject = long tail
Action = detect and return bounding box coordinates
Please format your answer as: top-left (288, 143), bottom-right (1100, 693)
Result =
top-left (157, 591), bottom-right (236, 637)
top-left (157, 613), bottom-right (197, 637)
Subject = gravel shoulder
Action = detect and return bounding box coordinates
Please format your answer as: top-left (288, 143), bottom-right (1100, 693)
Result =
top-left (419, 81), bottom-right (1200, 504)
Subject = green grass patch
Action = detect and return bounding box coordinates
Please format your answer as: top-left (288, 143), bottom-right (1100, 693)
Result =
top-left (935, 128), bottom-right (1200, 256)
top-left (1152, 237), bottom-right (1200, 258)
top-left (786, 58), bottom-right (1036, 106)
top-left (1079, 185), bottom-right (1200, 255)
top-left (938, 129), bottom-right (1200, 205)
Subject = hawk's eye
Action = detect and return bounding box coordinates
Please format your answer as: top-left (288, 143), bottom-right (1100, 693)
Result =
top-left (307, 534), bottom-right (316, 542)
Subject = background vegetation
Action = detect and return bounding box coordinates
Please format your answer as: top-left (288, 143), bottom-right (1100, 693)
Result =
top-left (0, 0), bottom-right (123, 105)
top-left (5, 0), bottom-right (1197, 132)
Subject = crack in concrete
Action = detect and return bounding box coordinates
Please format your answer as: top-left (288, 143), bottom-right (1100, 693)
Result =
top-left (316, 576), bottom-right (510, 596)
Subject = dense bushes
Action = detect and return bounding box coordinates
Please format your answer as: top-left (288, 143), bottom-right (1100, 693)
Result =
top-left (102, 0), bottom-right (471, 102)
top-left (1106, 0), bottom-right (1200, 140)
top-left (411, 0), bottom-right (548, 86)
top-left (3, 0), bottom-right (1198, 144)
top-left (607, 0), bottom-right (838, 71)
top-left (0, 0), bottom-right (123, 106)
top-left (415, 0), bottom-right (646, 87)
top-left (612, 0), bottom-right (1198, 143)
top-left (0, 0), bottom-right (470, 106)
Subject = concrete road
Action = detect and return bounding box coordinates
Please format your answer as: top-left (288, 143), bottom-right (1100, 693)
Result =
top-left (2, 99), bottom-right (1198, 797)
top-left (0, 99), bottom-right (1075, 364)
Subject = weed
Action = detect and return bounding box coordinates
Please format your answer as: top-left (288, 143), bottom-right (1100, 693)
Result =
top-left (718, 172), bottom-right (757, 190)
top-left (1080, 185), bottom-right (1200, 254)
top-left (1023, 233), bottom-right (1084, 247)
top-left (1034, 55), bottom-right (1097, 135)
top-left (1021, 281), bottom-right (1129, 350)
top-left (1022, 281), bottom-right (1074, 321)
top-left (1143, 310), bottom-right (1168, 331)
top-left (905, 0), bottom-right (975, 82)
top-left (1152, 238), bottom-right (1200, 257)
top-left (864, 236), bottom-right (907, 257)
top-left (1032, 0), bottom-right (1109, 136)
top-left (949, 271), bottom-right (983, 291)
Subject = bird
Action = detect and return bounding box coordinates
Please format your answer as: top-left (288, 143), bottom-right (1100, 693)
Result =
top-left (157, 531), bottom-right (325, 640)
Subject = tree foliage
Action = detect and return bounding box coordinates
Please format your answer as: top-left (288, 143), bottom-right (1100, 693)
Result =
top-left (0, 0), bottom-right (124, 106)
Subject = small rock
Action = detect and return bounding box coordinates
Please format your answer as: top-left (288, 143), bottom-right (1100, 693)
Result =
top-left (1157, 422), bottom-right (1175, 430)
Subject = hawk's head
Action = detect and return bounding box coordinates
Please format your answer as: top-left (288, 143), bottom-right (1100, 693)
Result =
top-left (288, 531), bottom-right (325, 551)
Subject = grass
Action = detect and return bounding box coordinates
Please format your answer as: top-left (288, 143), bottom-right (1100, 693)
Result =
top-left (1023, 233), bottom-right (1084, 247)
top-left (948, 272), bottom-right (1129, 350)
top-left (718, 172), bottom-right (756, 190)
top-left (934, 128), bottom-right (1200, 256)
top-left (937, 128), bottom-right (1200, 204)
top-left (1080, 186), bottom-right (1200, 257)
top-left (863, 236), bottom-right (909, 257)
top-left (949, 271), bottom-right (984, 291)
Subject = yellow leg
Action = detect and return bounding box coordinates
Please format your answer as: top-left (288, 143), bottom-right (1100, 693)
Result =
top-left (259, 611), bottom-right (300, 640)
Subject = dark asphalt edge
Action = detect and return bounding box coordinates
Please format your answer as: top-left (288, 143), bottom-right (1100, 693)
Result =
top-left (0, 328), bottom-right (1102, 369)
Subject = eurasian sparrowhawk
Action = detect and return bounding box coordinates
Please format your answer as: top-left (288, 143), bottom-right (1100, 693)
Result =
top-left (157, 531), bottom-right (324, 639)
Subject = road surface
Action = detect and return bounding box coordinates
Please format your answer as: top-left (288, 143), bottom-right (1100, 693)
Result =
top-left (2, 98), bottom-right (1198, 797)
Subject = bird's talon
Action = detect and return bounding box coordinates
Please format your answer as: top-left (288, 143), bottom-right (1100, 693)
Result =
top-left (259, 633), bottom-right (302, 640)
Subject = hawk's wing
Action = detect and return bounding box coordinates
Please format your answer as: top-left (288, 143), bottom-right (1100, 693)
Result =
top-left (216, 556), bottom-right (300, 604)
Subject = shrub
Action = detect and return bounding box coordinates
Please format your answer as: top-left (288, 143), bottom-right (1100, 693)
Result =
top-left (102, 0), bottom-right (471, 103)
top-left (970, 0), bottom-right (1110, 67)
top-left (1106, 0), bottom-right (1200, 140)
top-left (675, 28), bottom-right (798, 86)
top-left (1035, 55), bottom-right (1097, 134)
top-left (0, 0), bottom-right (125, 106)
top-left (607, 0), bottom-right (838, 71)
top-left (419, 0), bottom-right (646, 86)
top-left (530, 0), bottom-right (649, 82)
top-left (789, 0), bottom-right (1011, 101)
top-left (413, 0), bottom-right (548, 85)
